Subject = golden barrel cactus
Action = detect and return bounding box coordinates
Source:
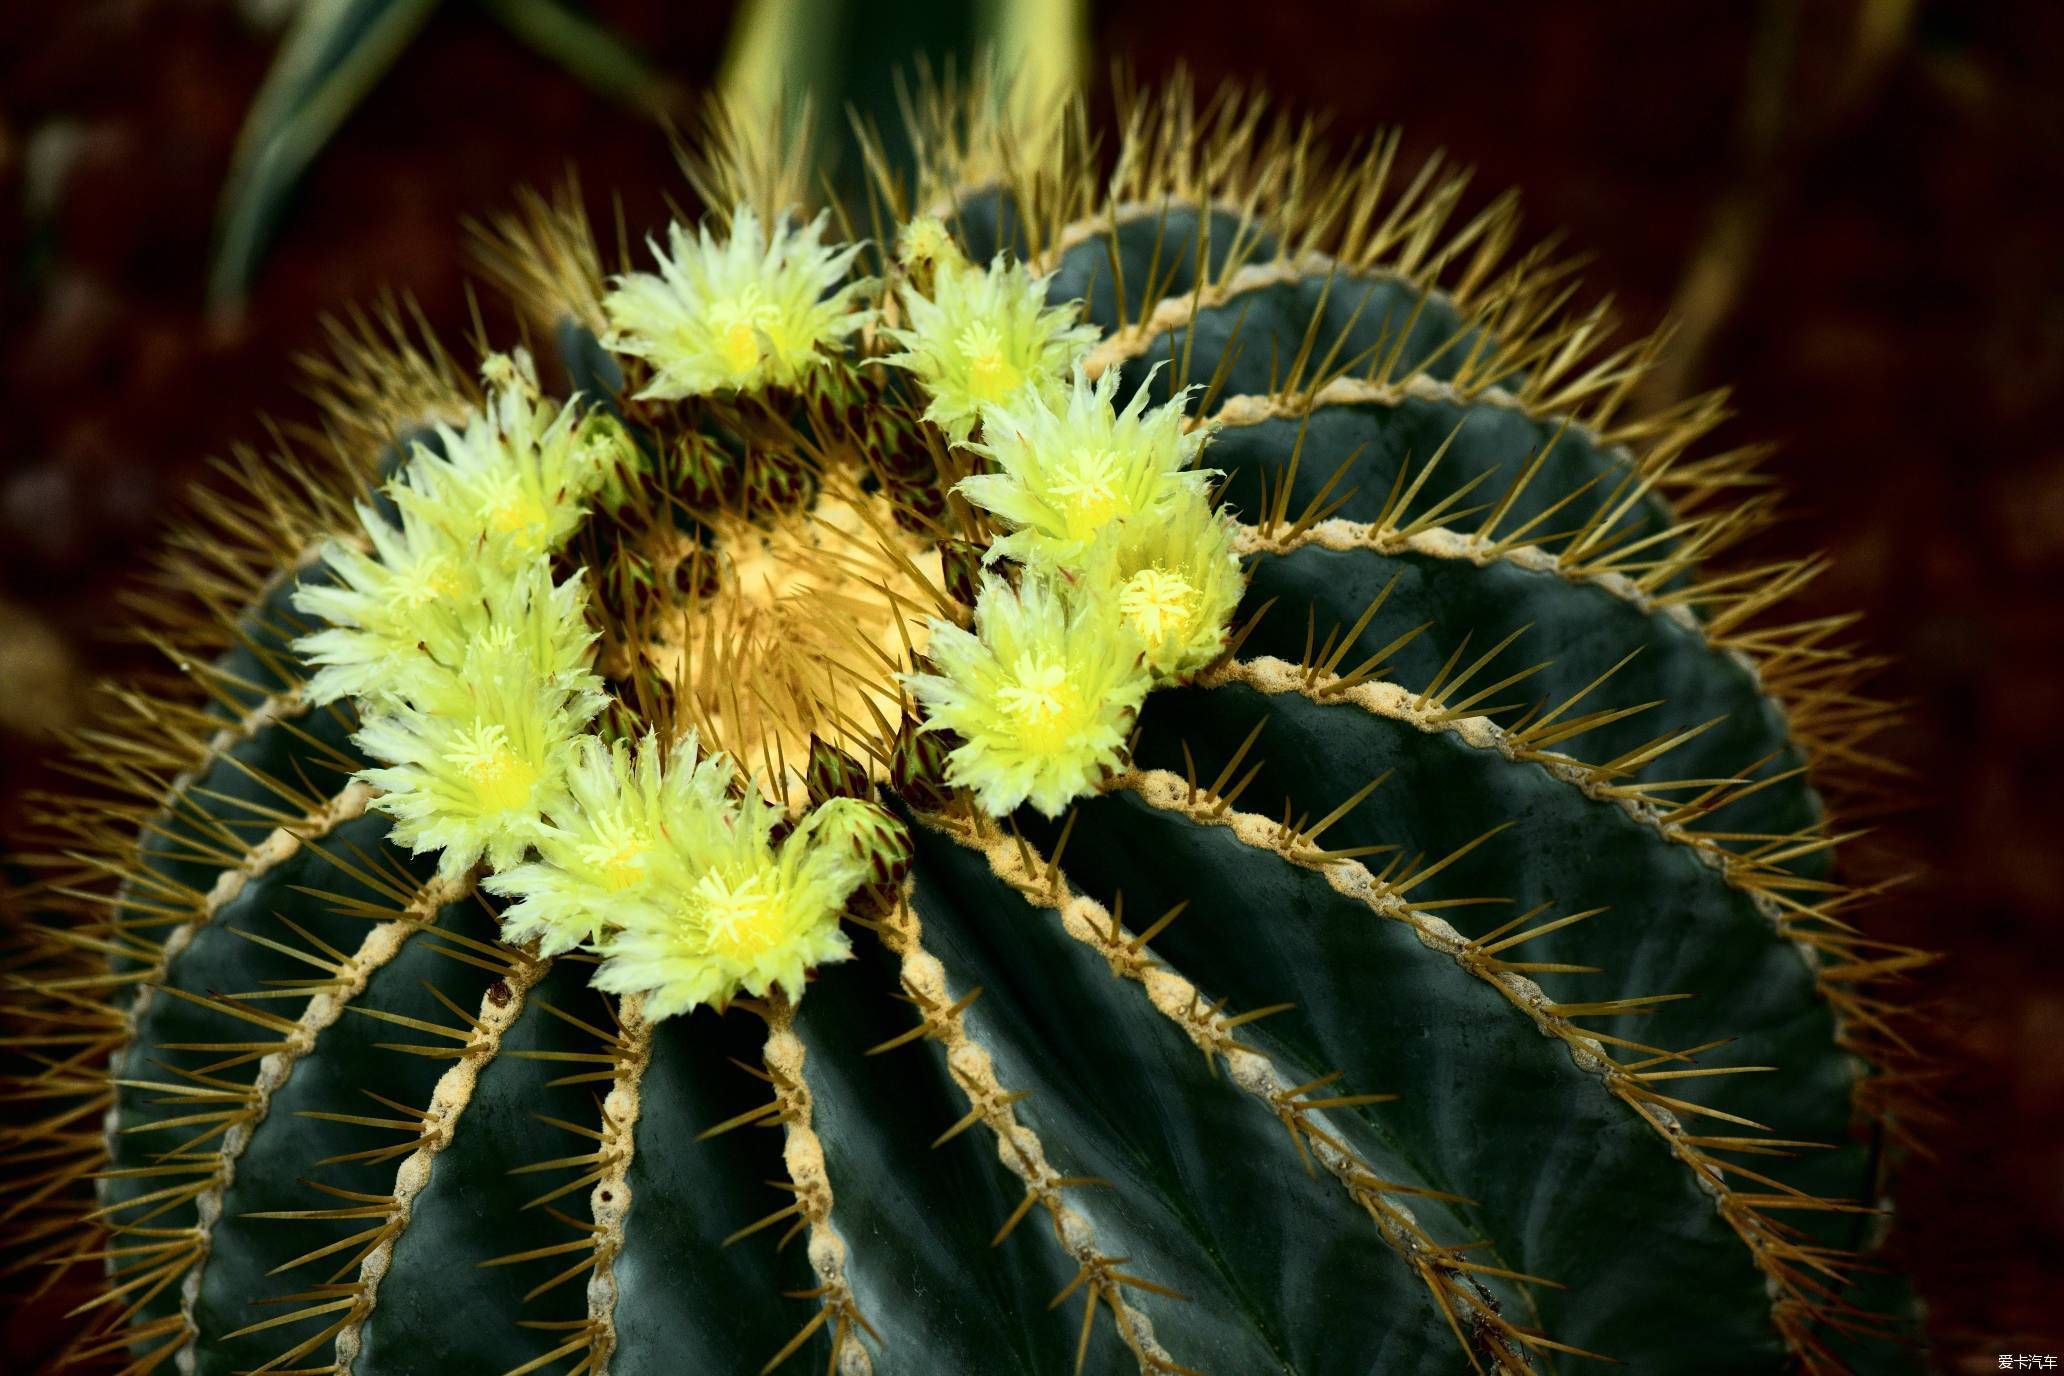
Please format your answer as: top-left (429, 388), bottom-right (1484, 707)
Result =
top-left (1, 80), bottom-right (1925, 1374)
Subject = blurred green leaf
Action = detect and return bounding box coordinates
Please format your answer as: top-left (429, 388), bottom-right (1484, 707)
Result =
top-left (210, 0), bottom-right (442, 310)
top-left (718, 0), bottom-right (1086, 192)
top-left (210, 0), bottom-right (678, 310)
top-left (472, 0), bottom-right (685, 116)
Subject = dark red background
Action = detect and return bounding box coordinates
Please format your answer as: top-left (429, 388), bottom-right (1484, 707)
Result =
top-left (3, 2), bottom-right (2059, 1368)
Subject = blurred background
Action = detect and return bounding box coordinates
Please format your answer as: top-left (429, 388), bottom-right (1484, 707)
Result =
top-left (2, 1), bottom-right (2059, 1368)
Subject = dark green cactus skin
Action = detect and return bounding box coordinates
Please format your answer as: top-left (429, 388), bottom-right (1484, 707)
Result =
top-left (44, 183), bottom-right (1922, 1376)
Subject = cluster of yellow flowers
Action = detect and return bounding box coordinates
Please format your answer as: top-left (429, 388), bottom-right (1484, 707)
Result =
top-left (289, 201), bottom-right (1247, 1012)
top-left (294, 353), bottom-right (629, 875)
top-left (589, 205), bottom-right (1245, 818)
top-left (485, 734), bottom-right (894, 1020)
top-left (292, 349), bottom-right (890, 1017)
top-left (883, 219), bottom-right (1245, 817)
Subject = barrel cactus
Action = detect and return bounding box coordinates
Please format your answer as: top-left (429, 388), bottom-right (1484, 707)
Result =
top-left (3, 79), bottom-right (1928, 1374)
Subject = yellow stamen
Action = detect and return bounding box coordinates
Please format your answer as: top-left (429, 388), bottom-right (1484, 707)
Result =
top-left (450, 728), bottom-right (541, 812)
top-left (957, 322), bottom-right (1023, 403)
top-left (1048, 449), bottom-right (1128, 536)
top-left (1119, 566), bottom-right (1200, 651)
top-left (579, 832), bottom-right (651, 891)
top-left (995, 657), bottom-right (1084, 754)
top-left (721, 320), bottom-right (761, 376)
top-left (697, 872), bottom-right (784, 962)
top-left (424, 563), bottom-right (465, 599)
top-left (488, 494), bottom-right (551, 544)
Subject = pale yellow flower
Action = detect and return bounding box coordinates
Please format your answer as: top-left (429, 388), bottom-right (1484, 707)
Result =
top-left (959, 364), bottom-right (1214, 567)
top-left (395, 357), bottom-right (633, 561)
top-left (292, 354), bottom-right (629, 705)
top-left (884, 247), bottom-right (1097, 442)
top-left (355, 633), bottom-right (606, 881)
top-left (486, 732), bottom-right (730, 957)
top-left (591, 787), bottom-right (892, 1018)
top-left (904, 572), bottom-right (1151, 817)
top-left (1082, 498), bottom-right (1247, 679)
top-left (602, 205), bottom-right (872, 398)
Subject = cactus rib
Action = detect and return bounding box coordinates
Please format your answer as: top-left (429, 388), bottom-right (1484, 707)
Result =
top-left (889, 818), bottom-right (1491, 1370)
top-left (1201, 646), bottom-right (1924, 1108)
top-left (759, 997), bottom-right (877, 1375)
top-left (873, 892), bottom-right (1187, 1372)
top-left (1109, 766), bottom-right (1876, 1359)
top-left (170, 868), bottom-right (467, 1365)
top-left (329, 945), bottom-right (552, 1370)
top-left (926, 808), bottom-right (1554, 1372)
top-left (574, 993), bottom-right (652, 1374)
top-left (101, 779), bottom-right (378, 1246)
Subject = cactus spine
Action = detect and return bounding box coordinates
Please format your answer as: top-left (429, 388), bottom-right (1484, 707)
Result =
top-left (2, 78), bottom-right (1926, 1375)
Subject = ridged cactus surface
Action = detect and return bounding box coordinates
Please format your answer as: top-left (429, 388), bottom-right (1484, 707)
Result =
top-left (2, 83), bottom-right (1926, 1375)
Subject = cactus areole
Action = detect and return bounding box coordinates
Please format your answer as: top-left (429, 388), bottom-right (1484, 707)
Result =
top-left (5, 81), bottom-right (1927, 1375)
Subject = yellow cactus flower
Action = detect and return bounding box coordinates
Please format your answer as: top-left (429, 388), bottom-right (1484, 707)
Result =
top-left (393, 353), bottom-right (635, 561)
top-left (895, 215), bottom-right (966, 275)
top-left (293, 355), bottom-right (627, 706)
top-left (485, 732), bottom-right (733, 957)
top-left (354, 631), bottom-right (607, 881)
top-left (884, 247), bottom-right (1097, 442)
top-left (348, 553), bottom-right (604, 881)
top-left (455, 558), bottom-right (606, 694)
top-left (297, 542), bottom-right (593, 709)
top-left (959, 363), bottom-right (1214, 566)
top-left (292, 499), bottom-right (485, 706)
top-left (601, 205), bottom-right (872, 399)
top-left (590, 786), bottom-right (881, 1018)
top-left (1082, 497), bottom-right (1248, 679)
top-left (904, 572), bottom-right (1152, 817)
